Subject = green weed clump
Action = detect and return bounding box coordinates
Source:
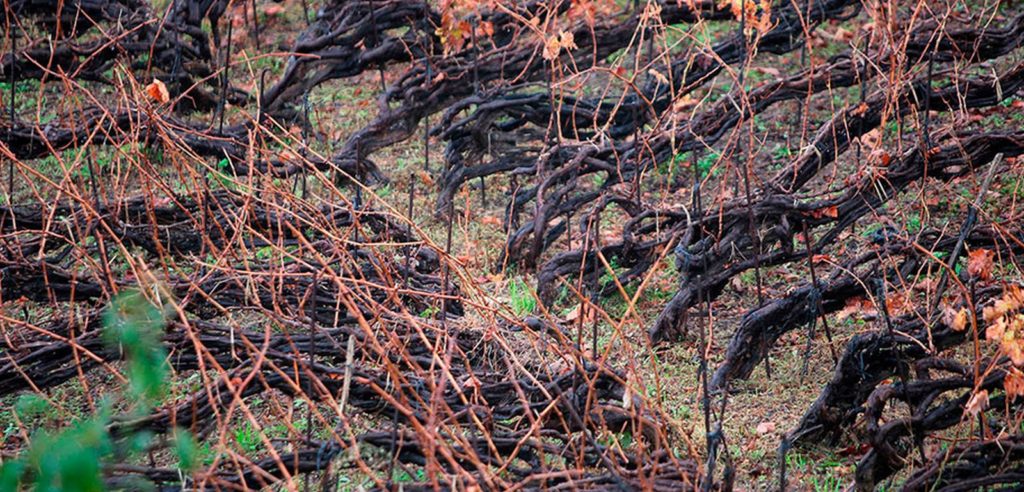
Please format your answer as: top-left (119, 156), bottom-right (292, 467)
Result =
top-left (508, 277), bottom-right (537, 316)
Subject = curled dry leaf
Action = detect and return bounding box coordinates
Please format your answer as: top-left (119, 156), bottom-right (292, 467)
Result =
top-left (543, 35), bottom-right (561, 61)
top-left (418, 170), bottom-right (434, 186)
top-left (478, 20), bottom-right (494, 38)
top-left (1006, 368), bottom-right (1024, 401)
top-left (718, 0), bottom-right (773, 35)
top-left (756, 421), bottom-right (775, 435)
top-left (648, 69), bottom-right (669, 85)
top-left (968, 248), bottom-right (995, 280)
top-left (837, 296), bottom-right (875, 320)
top-left (146, 79), bottom-right (170, 104)
top-left (943, 306), bottom-right (969, 332)
top-left (559, 31), bottom-right (577, 51)
top-left (984, 287), bottom-right (1024, 365)
top-left (564, 303), bottom-right (595, 324)
top-left (953, 308), bottom-right (969, 331)
top-left (965, 389), bottom-right (989, 417)
top-left (807, 205), bottom-right (839, 219)
top-left (543, 31), bottom-right (577, 61)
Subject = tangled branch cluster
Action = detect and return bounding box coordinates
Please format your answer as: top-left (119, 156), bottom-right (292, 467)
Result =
top-left (3, 0), bottom-right (1024, 488)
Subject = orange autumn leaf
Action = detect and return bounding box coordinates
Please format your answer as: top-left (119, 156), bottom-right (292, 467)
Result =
top-left (850, 102), bottom-right (870, 116)
top-left (480, 215), bottom-right (502, 227)
top-left (1006, 368), bottom-right (1024, 401)
top-left (717, 0), bottom-right (772, 35)
top-left (146, 79), bottom-right (170, 103)
top-left (984, 287), bottom-right (1024, 366)
top-left (477, 20), bottom-right (494, 38)
top-left (967, 248), bottom-right (995, 280)
top-left (418, 170), bottom-right (434, 186)
top-left (542, 31), bottom-right (577, 61)
top-left (837, 296), bottom-right (874, 320)
top-left (879, 152), bottom-right (891, 166)
top-left (886, 291), bottom-right (913, 316)
top-left (946, 307), bottom-right (969, 332)
top-left (808, 205), bottom-right (839, 219)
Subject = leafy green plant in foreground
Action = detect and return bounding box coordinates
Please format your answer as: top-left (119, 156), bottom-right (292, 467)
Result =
top-left (0, 290), bottom-right (194, 491)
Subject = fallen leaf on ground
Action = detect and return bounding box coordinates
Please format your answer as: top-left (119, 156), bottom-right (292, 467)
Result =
top-left (756, 422), bottom-right (775, 435)
top-left (944, 307), bottom-right (969, 332)
top-left (968, 248), bottom-right (995, 280)
top-left (564, 303), bottom-right (596, 324)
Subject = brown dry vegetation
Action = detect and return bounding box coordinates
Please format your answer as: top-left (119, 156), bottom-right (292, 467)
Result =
top-left (2, 0), bottom-right (1024, 490)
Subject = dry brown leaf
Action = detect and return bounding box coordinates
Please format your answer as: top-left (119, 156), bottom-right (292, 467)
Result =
top-left (542, 35), bottom-right (561, 61)
top-left (1006, 368), bottom-right (1024, 401)
top-left (558, 31), bottom-right (577, 51)
top-left (808, 205), bottom-right (839, 219)
top-left (968, 248), bottom-right (995, 280)
top-left (965, 389), bottom-right (989, 417)
top-left (564, 303), bottom-right (596, 324)
top-left (951, 308), bottom-right (969, 331)
top-left (886, 292), bottom-right (913, 316)
top-left (756, 421), bottom-right (775, 435)
top-left (648, 68), bottom-right (669, 85)
top-left (146, 79), bottom-right (170, 104)
top-left (418, 170), bottom-right (434, 186)
top-left (837, 296), bottom-right (872, 320)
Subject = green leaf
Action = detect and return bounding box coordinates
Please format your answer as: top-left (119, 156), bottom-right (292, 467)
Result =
top-left (14, 394), bottom-right (50, 419)
top-left (508, 278), bottom-right (536, 317)
top-left (173, 428), bottom-right (199, 472)
top-left (103, 290), bottom-right (169, 407)
top-left (0, 459), bottom-right (25, 490)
